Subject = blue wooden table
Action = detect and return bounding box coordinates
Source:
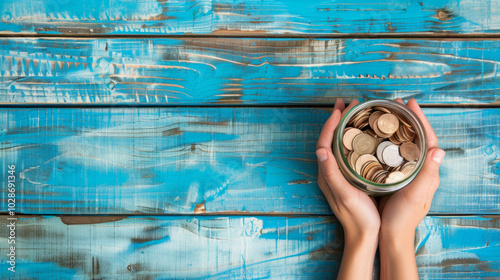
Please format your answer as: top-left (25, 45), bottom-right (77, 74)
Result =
top-left (0, 1), bottom-right (499, 279)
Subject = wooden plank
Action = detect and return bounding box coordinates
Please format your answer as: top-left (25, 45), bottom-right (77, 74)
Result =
top-left (1, 107), bottom-right (499, 215)
top-left (1, 38), bottom-right (499, 105)
top-left (0, 215), bottom-right (498, 278)
top-left (0, 0), bottom-right (499, 35)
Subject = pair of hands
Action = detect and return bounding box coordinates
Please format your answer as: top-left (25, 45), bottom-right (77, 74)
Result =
top-left (316, 98), bottom-right (445, 280)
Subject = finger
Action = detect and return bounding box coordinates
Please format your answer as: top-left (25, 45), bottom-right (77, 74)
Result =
top-left (316, 109), bottom-right (342, 150)
top-left (394, 98), bottom-right (404, 104)
top-left (334, 98), bottom-right (346, 112)
top-left (401, 147), bottom-right (446, 201)
top-left (341, 99), bottom-right (360, 119)
top-left (316, 147), bottom-right (358, 200)
top-left (406, 98), bottom-right (439, 149)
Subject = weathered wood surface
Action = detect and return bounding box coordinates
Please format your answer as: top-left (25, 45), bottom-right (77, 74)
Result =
top-left (1, 0), bottom-right (499, 35)
top-left (1, 38), bottom-right (499, 105)
top-left (0, 215), bottom-right (498, 279)
top-left (1, 107), bottom-right (499, 215)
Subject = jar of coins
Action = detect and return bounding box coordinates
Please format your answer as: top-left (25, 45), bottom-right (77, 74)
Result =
top-left (332, 99), bottom-right (428, 195)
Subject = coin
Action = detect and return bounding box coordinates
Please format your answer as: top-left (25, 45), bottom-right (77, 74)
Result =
top-left (400, 142), bottom-right (420, 162)
top-left (348, 108), bottom-right (371, 128)
top-left (377, 113), bottom-right (399, 135)
top-left (389, 133), bottom-right (402, 145)
top-left (350, 151), bottom-right (360, 169)
top-left (373, 106), bottom-right (391, 113)
top-left (365, 128), bottom-right (377, 137)
top-left (400, 161), bottom-right (417, 177)
top-left (373, 170), bottom-right (389, 183)
top-left (355, 154), bottom-right (378, 175)
top-left (382, 144), bottom-right (404, 167)
top-left (372, 118), bottom-right (392, 138)
top-left (340, 105), bottom-right (421, 185)
top-left (352, 133), bottom-right (378, 155)
top-left (397, 115), bottom-right (412, 128)
top-left (364, 162), bottom-right (383, 180)
top-left (376, 141), bottom-right (393, 164)
top-left (385, 171), bottom-right (406, 184)
top-left (369, 111), bottom-right (384, 130)
top-left (343, 128), bottom-right (362, 150)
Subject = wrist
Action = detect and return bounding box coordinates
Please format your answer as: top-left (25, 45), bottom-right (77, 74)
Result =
top-left (379, 228), bottom-right (418, 280)
top-left (344, 226), bottom-right (379, 246)
top-left (344, 228), bottom-right (379, 255)
top-left (379, 230), bottom-right (415, 254)
top-left (338, 228), bottom-right (379, 280)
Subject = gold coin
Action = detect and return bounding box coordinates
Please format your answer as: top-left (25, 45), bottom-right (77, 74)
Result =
top-left (402, 125), bottom-right (415, 141)
top-left (373, 170), bottom-right (389, 183)
top-left (389, 133), bottom-right (402, 145)
top-left (400, 161), bottom-right (417, 177)
top-left (348, 109), bottom-right (371, 127)
top-left (350, 151), bottom-right (360, 170)
top-left (372, 119), bottom-right (392, 138)
top-left (361, 160), bottom-right (380, 179)
top-left (364, 162), bottom-right (383, 180)
top-left (400, 142), bottom-right (420, 162)
top-left (373, 106), bottom-right (391, 113)
top-left (342, 128), bottom-right (362, 150)
top-left (352, 133), bottom-right (378, 155)
top-left (385, 171), bottom-right (406, 184)
top-left (346, 151), bottom-right (352, 166)
top-left (353, 112), bottom-right (370, 129)
top-left (369, 111), bottom-right (384, 130)
top-left (365, 128), bottom-right (377, 137)
top-left (397, 115), bottom-right (412, 128)
top-left (377, 113), bottom-right (399, 134)
top-left (355, 154), bottom-right (378, 175)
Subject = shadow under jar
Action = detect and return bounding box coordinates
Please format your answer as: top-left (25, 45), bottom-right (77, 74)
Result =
top-left (333, 99), bottom-right (428, 196)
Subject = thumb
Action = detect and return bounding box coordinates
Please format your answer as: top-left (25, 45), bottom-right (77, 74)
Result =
top-left (316, 148), bottom-right (352, 200)
top-left (407, 147), bottom-right (446, 195)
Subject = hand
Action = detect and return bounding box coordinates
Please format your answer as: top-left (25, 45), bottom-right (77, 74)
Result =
top-left (378, 98), bottom-right (446, 280)
top-left (316, 98), bottom-right (380, 280)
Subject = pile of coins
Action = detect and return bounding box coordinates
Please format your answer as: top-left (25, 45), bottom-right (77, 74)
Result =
top-left (342, 107), bottom-right (421, 184)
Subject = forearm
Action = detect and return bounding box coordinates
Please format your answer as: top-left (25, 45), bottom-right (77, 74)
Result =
top-left (337, 231), bottom-right (378, 280)
top-left (379, 230), bottom-right (418, 280)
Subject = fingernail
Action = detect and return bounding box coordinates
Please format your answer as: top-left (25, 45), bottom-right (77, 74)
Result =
top-left (316, 149), bottom-right (328, 163)
top-left (432, 149), bottom-right (446, 165)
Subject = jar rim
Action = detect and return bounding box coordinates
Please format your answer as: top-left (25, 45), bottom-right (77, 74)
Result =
top-left (333, 99), bottom-right (428, 193)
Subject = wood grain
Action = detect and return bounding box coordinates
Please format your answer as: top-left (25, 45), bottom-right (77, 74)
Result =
top-left (0, 0), bottom-right (499, 35)
top-left (0, 215), bottom-right (498, 279)
top-left (1, 38), bottom-right (499, 105)
top-left (1, 107), bottom-right (499, 215)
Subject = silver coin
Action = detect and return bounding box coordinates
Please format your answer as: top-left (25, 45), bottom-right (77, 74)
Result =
top-left (382, 144), bottom-right (404, 167)
top-left (376, 141), bottom-right (393, 164)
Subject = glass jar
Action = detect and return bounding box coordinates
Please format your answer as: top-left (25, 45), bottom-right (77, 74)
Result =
top-left (332, 99), bottom-right (428, 195)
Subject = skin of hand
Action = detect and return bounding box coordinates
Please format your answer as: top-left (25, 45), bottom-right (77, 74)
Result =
top-left (316, 98), bottom-right (446, 280)
top-left (378, 98), bottom-right (446, 280)
top-left (316, 98), bottom-right (380, 280)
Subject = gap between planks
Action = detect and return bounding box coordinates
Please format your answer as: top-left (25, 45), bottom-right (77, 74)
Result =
top-left (0, 104), bottom-right (500, 109)
top-left (4, 213), bottom-right (500, 218)
top-left (2, 33), bottom-right (500, 39)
